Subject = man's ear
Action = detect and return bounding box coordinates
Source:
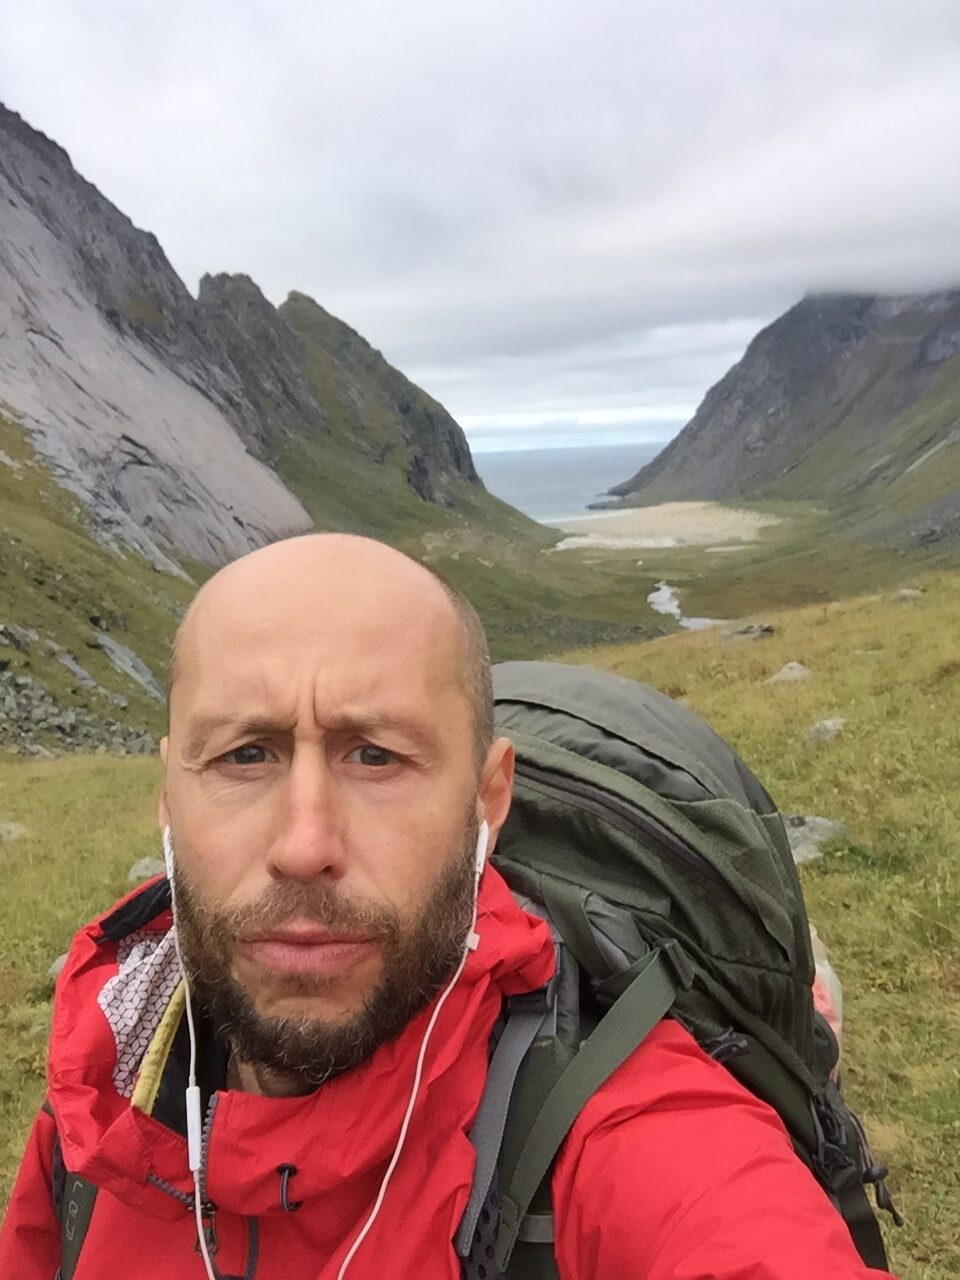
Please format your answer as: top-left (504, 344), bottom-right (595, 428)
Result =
top-left (158, 736), bottom-right (169, 829)
top-left (477, 737), bottom-right (515, 854)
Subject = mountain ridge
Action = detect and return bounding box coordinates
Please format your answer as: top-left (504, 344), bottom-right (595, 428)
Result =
top-left (0, 102), bottom-right (492, 569)
top-left (610, 290), bottom-right (960, 546)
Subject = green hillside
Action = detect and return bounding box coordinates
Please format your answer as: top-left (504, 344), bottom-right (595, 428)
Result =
top-left (0, 410), bottom-right (668, 755)
top-left (0, 415), bottom-right (191, 748)
top-left (560, 578), bottom-right (960, 1280)
top-left (2, 579), bottom-right (958, 1277)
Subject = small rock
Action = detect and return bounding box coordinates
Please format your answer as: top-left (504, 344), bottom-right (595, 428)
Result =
top-left (784, 814), bottom-right (851, 864)
top-left (724, 623), bottom-right (776, 642)
top-left (0, 623), bottom-right (38, 653)
top-left (127, 856), bottom-right (166, 883)
top-left (808, 718), bottom-right (845, 743)
top-left (892, 588), bottom-right (922, 603)
top-left (765, 662), bottom-right (812, 685)
top-left (49, 953), bottom-right (68, 979)
top-left (0, 820), bottom-right (29, 841)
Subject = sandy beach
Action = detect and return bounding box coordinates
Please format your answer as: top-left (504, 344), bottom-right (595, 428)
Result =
top-left (551, 501), bottom-right (780, 550)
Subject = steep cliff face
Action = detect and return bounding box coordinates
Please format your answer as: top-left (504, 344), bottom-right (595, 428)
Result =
top-left (278, 291), bottom-right (478, 506)
top-left (611, 291), bottom-right (960, 543)
top-left (0, 103), bottom-right (493, 567)
top-left (0, 105), bottom-right (311, 567)
top-left (195, 278), bottom-right (480, 523)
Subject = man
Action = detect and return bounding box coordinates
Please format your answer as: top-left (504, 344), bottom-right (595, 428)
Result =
top-left (0, 534), bottom-right (894, 1278)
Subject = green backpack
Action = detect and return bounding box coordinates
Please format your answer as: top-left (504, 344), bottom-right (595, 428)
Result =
top-left (455, 660), bottom-right (899, 1279)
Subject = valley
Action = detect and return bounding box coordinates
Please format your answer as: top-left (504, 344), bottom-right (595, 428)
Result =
top-left (1, 97), bottom-right (959, 1279)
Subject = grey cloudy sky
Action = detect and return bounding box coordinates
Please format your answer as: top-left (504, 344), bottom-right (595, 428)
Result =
top-left (3, 0), bottom-right (960, 450)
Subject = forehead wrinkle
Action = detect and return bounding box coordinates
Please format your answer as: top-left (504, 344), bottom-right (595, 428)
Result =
top-left (169, 537), bottom-right (474, 727)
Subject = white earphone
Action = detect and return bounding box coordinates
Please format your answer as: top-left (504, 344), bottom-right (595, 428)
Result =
top-left (162, 817), bottom-right (491, 1279)
top-left (162, 827), bottom-right (218, 1280)
top-left (474, 818), bottom-right (489, 877)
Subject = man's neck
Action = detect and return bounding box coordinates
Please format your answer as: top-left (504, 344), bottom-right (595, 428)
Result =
top-left (226, 1050), bottom-right (316, 1098)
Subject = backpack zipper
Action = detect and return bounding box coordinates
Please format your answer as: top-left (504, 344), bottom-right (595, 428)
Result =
top-left (514, 758), bottom-right (730, 895)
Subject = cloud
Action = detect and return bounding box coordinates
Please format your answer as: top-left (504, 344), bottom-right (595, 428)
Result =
top-left (2, 0), bottom-right (959, 444)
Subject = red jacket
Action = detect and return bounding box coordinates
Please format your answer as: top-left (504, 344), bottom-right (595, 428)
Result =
top-left (1, 870), bottom-right (894, 1279)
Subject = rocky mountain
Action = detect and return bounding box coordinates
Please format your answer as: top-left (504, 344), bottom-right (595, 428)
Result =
top-left (0, 103), bottom-right (494, 570)
top-left (610, 291), bottom-right (960, 546)
top-left (0, 104), bottom-right (659, 756)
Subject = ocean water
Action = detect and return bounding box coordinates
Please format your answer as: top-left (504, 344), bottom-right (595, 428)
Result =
top-left (474, 441), bottom-right (662, 524)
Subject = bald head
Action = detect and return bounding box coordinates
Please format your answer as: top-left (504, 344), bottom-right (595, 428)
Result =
top-left (169, 534), bottom-right (493, 766)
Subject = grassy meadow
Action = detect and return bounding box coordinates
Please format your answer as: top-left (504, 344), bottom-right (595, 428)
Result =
top-left (560, 575), bottom-right (960, 1278)
top-left (1, 573), bottom-right (958, 1275)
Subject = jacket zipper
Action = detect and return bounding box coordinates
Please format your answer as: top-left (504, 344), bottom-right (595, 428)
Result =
top-left (197, 1094), bottom-right (221, 1257)
top-left (514, 758), bottom-right (731, 895)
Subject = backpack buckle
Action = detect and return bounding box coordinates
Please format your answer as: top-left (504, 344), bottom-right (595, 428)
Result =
top-left (506, 975), bottom-right (557, 1016)
top-left (659, 939), bottom-right (695, 992)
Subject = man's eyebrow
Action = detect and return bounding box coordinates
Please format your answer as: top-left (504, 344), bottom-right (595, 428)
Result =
top-left (325, 712), bottom-right (438, 751)
top-left (181, 711), bottom-right (438, 757)
top-left (182, 714), bottom-right (291, 756)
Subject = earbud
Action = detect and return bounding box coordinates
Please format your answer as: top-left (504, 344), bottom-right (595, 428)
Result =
top-left (474, 819), bottom-right (489, 879)
top-left (162, 825), bottom-right (174, 880)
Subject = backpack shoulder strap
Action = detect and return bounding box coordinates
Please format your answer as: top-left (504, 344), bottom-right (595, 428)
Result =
top-left (455, 985), bottom-right (556, 1259)
top-left (44, 1103), bottom-right (98, 1280)
top-left (496, 944), bottom-right (684, 1274)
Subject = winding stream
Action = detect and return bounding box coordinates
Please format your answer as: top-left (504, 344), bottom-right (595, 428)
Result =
top-left (647, 581), bottom-right (723, 631)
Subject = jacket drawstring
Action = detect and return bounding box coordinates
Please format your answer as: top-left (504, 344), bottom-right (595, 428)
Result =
top-left (277, 1164), bottom-right (303, 1212)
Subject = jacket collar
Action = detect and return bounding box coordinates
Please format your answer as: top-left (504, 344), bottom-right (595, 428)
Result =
top-left (48, 866), bottom-right (555, 1219)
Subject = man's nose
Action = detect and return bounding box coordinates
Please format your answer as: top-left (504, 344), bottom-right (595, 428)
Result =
top-left (267, 752), bottom-right (348, 882)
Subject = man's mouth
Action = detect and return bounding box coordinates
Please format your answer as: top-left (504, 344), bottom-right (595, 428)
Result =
top-left (239, 923), bottom-right (378, 975)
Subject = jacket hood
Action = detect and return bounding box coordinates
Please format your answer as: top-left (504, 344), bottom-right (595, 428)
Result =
top-left (47, 866), bottom-right (555, 1232)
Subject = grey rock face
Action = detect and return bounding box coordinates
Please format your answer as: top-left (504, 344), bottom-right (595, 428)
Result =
top-left (0, 106), bottom-right (487, 570)
top-left (784, 814), bottom-right (851, 864)
top-left (765, 662), bottom-right (812, 685)
top-left (91, 635), bottom-right (165, 701)
top-left (0, 105), bottom-right (312, 568)
top-left (44, 641), bottom-right (129, 708)
top-left (608, 290), bottom-right (960, 528)
top-left (0, 623), bottom-right (39, 652)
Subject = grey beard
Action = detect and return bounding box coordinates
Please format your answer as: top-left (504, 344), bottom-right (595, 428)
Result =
top-left (170, 822), bottom-right (477, 1091)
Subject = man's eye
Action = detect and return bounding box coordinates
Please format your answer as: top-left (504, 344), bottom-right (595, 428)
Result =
top-left (221, 744), bottom-right (269, 766)
top-left (349, 745), bottom-right (396, 768)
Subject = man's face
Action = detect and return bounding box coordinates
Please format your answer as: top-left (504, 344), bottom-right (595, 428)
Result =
top-left (160, 544), bottom-right (510, 1085)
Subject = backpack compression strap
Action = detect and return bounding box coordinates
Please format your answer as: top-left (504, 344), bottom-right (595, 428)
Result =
top-left (43, 1102), bottom-right (98, 1280)
top-left (455, 985), bottom-right (556, 1258)
top-left (495, 943), bottom-right (686, 1273)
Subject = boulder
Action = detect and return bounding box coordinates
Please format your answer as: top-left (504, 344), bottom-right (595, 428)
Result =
top-left (891, 588), bottom-right (922, 603)
top-left (765, 662), bottom-right (812, 685)
top-left (127, 856), bottom-right (166, 883)
top-left (784, 814), bottom-right (851, 864)
top-left (0, 820), bottom-right (29, 841)
top-left (0, 623), bottom-right (39, 653)
top-left (808, 718), bottom-right (845, 743)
